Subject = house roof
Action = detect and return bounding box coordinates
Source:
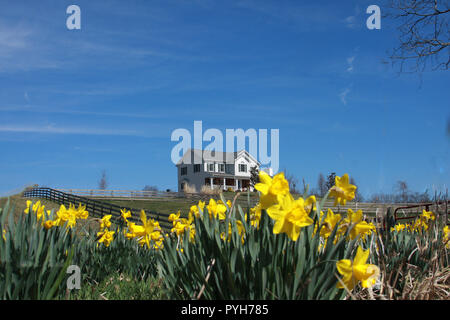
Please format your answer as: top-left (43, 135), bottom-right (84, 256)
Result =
top-left (176, 148), bottom-right (260, 166)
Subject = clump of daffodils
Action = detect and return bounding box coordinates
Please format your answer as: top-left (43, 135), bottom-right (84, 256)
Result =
top-left (390, 209), bottom-right (436, 234)
top-left (25, 200), bottom-right (89, 230)
top-left (96, 214), bottom-right (115, 248)
top-left (124, 210), bottom-right (164, 250)
top-left (254, 171), bottom-right (315, 241)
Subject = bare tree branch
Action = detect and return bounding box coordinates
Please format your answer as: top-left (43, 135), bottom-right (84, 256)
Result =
top-left (384, 0), bottom-right (450, 73)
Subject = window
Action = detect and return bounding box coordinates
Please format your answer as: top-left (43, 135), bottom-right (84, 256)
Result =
top-left (194, 164), bottom-right (201, 173)
top-left (208, 163), bottom-right (215, 172)
top-left (218, 163), bottom-right (225, 172)
top-left (239, 164), bottom-right (247, 172)
top-left (181, 167), bottom-right (187, 176)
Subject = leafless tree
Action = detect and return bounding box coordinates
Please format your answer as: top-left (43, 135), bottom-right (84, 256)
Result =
top-left (317, 173), bottom-right (327, 197)
top-left (283, 169), bottom-right (300, 194)
top-left (395, 180), bottom-right (409, 202)
top-left (98, 170), bottom-right (108, 190)
top-left (384, 0), bottom-right (449, 73)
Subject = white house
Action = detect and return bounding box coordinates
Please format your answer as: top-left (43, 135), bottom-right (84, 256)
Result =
top-left (176, 149), bottom-right (263, 192)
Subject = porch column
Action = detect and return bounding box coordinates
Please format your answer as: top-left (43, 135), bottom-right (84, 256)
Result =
top-left (223, 178), bottom-right (226, 190)
top-left (235, 179), bottom-right (239, 191)
top-left (210, 177), bottom-right (213, 189)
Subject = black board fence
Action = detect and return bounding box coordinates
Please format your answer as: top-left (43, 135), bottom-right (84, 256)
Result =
top-left (22, 187), bottom-right (173, 231)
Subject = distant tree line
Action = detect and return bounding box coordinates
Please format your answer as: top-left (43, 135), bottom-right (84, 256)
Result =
top-left (295, 171), bottom-right (433, 204)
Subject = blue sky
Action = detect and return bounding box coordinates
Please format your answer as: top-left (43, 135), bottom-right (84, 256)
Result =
top-left (0, 0), bottom-right (449, 198)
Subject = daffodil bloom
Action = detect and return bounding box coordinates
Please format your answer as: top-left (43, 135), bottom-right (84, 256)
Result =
top-left (245, 203), bottom-right (262, 229)
top-left (303, 196), bottom-right (317, 214)
top-left (206, 199), bottom-right (227, 220)
top-left (24, 200), bottom-right (32, 214)
top-left (266, 193), bottom-right (314, 241)
top-left (336, 246), bottom-right (380, 290)
top-left (319, 208), bottom-right (342, 239)
top-left (421, 209), bottom-right (435, 221)
top-left (443, 225), bottom-right (449, 249)
top-left (171, 220), bottom-right (189, 237)
top-left (100, 215), bottom-right (112, 230)
top-left (44, 220), bottom-right (54, 230)
top-left (169, 211), bottom-right (181, 223)
top-left (97, 229), bottom-right (115, 247)
top-left (417, 210), bottom-right (435, 231)
top-left (189, 205), bottom-right (200, 218)
top-left (328, 174), bottom-right (357, 206)
top-left (128, 210), bottom-right (162, 248)
top-left (52, 204), bottom-right (77, 228)
top-left (153, 238), bottom-right (164, 250)
top-left (121, 209), bottom-right (131, 223)
top-left (72, 203), bottom-right (88, 220)
top-left (341, 209), bottom-right (376, 241)
top-left (24, 200), bottom-right (46, 221)
top-left (2, 229), bottom-right (6, 242)
top-left (254, 171), bottom-right (290, 209)
top-left (125, 222), bottom-right (145, 239)
top-left (391, 224), bottom-right (406, 233)
top-left (198, 200), bottom-right (206, 212)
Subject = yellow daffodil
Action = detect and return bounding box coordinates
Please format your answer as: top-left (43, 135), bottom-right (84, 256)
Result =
top-left (198, 200), bottom-right (206, 212)
top-left (266, 193), bottom-right (314, 241)
top-left (336, 246), bottom-right (380, 290)
top-left (341, 209), bottom-right (376, 241)
top-left (319, 208), bottom-right (342, 240)
top-left (246, 203), bottom-right (262, 229)
top-left (121, 209), bottom-right (131, 223)
top-left (421, 209), bottom-right (435, 221)
top-left (125, 222), bottom-right (145, 239)
top-left (128, 210), bottom-right (162, 249)
top-left (443, 225), bottom-right (449, 249)
top-left (391, 223), bottom-right (406, 233)
top-left (254, 171), bottom-right (290, 209)
top-left (303, 196), bottom-right (317, 214)
top-left (71, 203), bottom-right (88, 220)
top-left (97, 229), bottom-right (115, 247)
top-left (100, 214), bottom-right (112, 230)
top-left (24, 200), bottom-right (32, 214)
top-left (206, 198), bottom-right (227, 220)
top-left (24, 200), bottom-right (46, 221)
top-left (52, 204), bottom-right (77, 228)
top-left (169, 211), bottom-right (181, 223)
top-left (417, 210), bottom-right (435, 231)
top-left (189, 205), bottom-right (200, 219)
top-left (328, 174), bottom-right (357, 206)
top-left (43, 220), bottom-right (54, 230)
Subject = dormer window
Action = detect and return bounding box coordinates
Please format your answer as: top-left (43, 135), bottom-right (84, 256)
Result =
top-left (194, 164), bottom-right (201, 173)
top-left (238, 164), bottom-right (247, 172)
top-left (181, 167), bottom-right (187, 176)
top-left (208, 163), bottom-right (215, 172)
top-left (218, 163), bottom-right (225, 172)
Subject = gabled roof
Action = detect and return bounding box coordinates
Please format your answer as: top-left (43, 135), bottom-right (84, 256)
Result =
top-left (176, 148), bottom-right (260, 166)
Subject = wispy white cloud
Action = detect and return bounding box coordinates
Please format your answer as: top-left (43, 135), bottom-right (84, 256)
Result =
top-left (339, 86), bottom-right (352, 105)
top-left (343, 5), bottom-right (362, 29)
top-left (0, 124), bottom-right (146, 137)
top-left (346, 56), bottom-right (355, 73)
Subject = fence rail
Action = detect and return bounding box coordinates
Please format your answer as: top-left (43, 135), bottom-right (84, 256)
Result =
top-left (22, 187), bottom-right (173, 231)
top-left (56, 188), bottom-right (223, 201)
top-left (23, 187), bottom-right (449, 232)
